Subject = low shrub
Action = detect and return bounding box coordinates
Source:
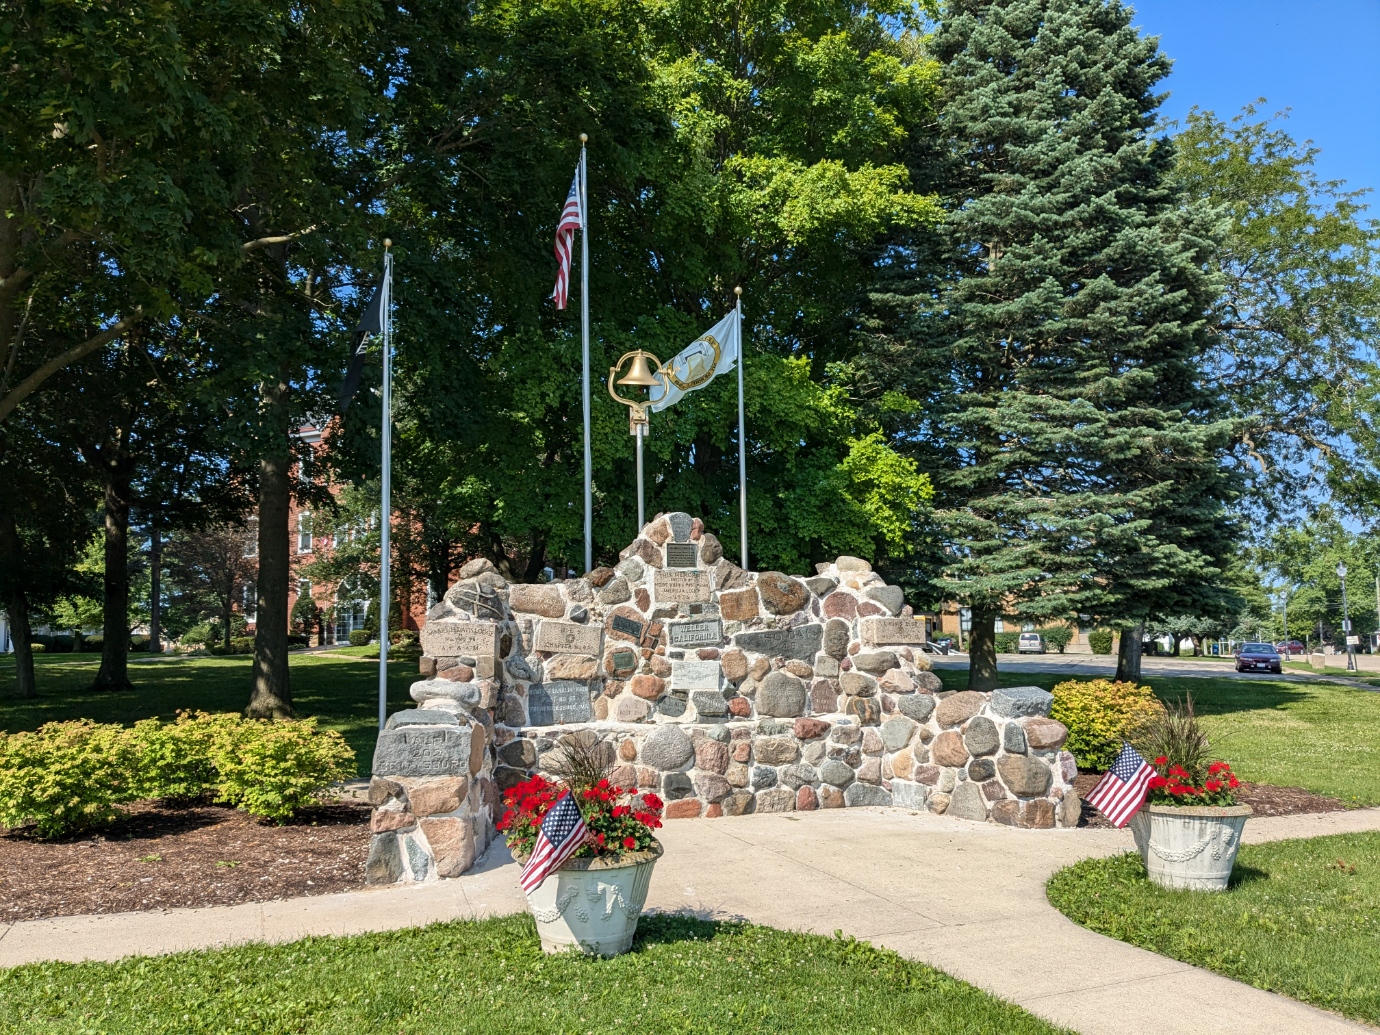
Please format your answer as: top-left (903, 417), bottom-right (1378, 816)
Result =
top-left (995, 631), bottom-right (1021, 653)
top-left (348, 629), bottom-right (372, 647)
top-left (130, 635), bottom-right (151, 652)
top-left (0, 713), bottom-right (356, 837)
top-left (29, 643), bottom-right (46, 654)
top-left (1087, 629), bottom-right (1114, 654)
top-left (231, 636), bottom-right (256, 655)
top-left (0, 721), bottom-right (137, 838)
top-left (31, 634), bottom-right (73, 653)
top-left (1050, 678), bottom-right (1164, 771)
top-left (1040, 626), bottom-right (1073, 653)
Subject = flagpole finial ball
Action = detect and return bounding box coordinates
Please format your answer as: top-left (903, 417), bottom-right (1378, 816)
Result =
top-left (383, 238), bottom-right (392, 249)
top-left (580, 133), bottom-right (588, 143)
top-left (734, 286), bottom-right (742, 296)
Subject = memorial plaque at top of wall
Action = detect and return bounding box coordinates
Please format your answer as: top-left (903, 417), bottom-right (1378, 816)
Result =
top-left (420, 620), bottom-right (500, 659)
top-left (653, 567), bottom-right (713, 603)
top-left (527, 680), bottom-right (595, 725)
top-left (664, 542), bottom-right (699, 568)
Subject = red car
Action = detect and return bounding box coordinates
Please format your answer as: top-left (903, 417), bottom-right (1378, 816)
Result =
top-left (1236, 642), bottom-right (1283, 673)
top-left (1275, 640), bottom-right (1305, 655)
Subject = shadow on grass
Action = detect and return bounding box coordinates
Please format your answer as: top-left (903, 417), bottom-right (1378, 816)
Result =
top-left (633, 913), bottom-right (729, 949)
top-left (1228, 863), bottom-right (1270, 889)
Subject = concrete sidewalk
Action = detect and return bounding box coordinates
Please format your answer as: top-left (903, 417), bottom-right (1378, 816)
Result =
top-left (3, 807), bottom-right (1378, 1035)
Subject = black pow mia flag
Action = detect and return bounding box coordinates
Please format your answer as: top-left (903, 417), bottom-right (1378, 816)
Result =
top-left (337, 272), bottom-right (386, 413)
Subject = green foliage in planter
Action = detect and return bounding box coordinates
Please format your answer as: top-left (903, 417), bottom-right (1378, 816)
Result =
top-left (1087, 629), bottom-right (1114, 654)
top-left (1050, 678), bottom-right (1164, 771)
top-left (348, 629), bottom-right (372, 647)
top-left (994, 631), bottom-right (1021, 653)
top-left (0, 721), bottom-right (137, 837)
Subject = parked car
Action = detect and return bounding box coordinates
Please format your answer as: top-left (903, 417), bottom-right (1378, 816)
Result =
top-left (1235, 642), bottom-right (1282, 674)
top-left (1275, 640), bottom-right (1305, 655)
top-left (1018, 632), bottom-right (1045, 654)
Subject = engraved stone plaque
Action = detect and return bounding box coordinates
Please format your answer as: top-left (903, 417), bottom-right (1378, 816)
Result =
top-left (667, 512), bottom-right (693, 542)
top-left (664, 542), bottom-right (699, 568)
top-left (653, 568), bottom-right (713, 603)
top-left (667, 617), bottom-right (724, 648)
top-left (449, 582), bottom-right (505, 620)
top-left (610, 614), bottom-right (645, 640)
top-left (669, 659), bottom-right (722, 691)
top-left (372, 726), bottom-right (473, 777)
top-left (527, 680), bottom-right (594, 725)
top-left (534, 620), bottom-right (604, 655)
top-left (420, 621), bottom-right (500, 659)
top-left (860, 617), bottom-right (928, 646)
top-left (733, 623), bottom-right (824, 662)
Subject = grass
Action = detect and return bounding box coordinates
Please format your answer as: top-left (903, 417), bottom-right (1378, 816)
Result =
top-left (1046, 832), bottom-right (1380, 1025)
top-left (0, 652), bottom-right (416, 775)
top-left (0, 914), bottom-right (1070, 1035)
top-left (936, 668), bottom-right (1380, 805)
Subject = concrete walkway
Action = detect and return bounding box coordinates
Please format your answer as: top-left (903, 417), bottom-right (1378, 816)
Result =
top-left (4, 808), bottom-right (1379, 1034)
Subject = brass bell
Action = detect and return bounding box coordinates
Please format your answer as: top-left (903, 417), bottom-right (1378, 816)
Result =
top-left (616, 350), bottom-right (662, 387)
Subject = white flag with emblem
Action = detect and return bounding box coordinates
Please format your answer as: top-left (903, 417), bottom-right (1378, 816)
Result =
top-left (648, 309), bottom-right (740, 412)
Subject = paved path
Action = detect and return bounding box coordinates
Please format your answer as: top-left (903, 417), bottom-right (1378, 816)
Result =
top-left (933, 653), bottom-right (1380, 691)
top-left (4, 807), bottom-right (1379, 1035)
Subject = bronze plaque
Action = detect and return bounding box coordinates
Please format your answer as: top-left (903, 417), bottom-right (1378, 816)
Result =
top-left (664, 542), bottom-right (699, 568)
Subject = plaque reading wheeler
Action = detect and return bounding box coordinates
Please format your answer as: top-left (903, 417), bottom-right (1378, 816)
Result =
top-left (420, 621), bottom-right (499, 658)
top-left (653, 568), bottom-right (712, 603)
top-left (527, 680), bottom-right (594, 725)
top-left (664, 542), bottom-right (699, 568)
top-left (669, 659), bottom-right (722, 691)
top-left (860, 617), bottom-right (928, 646)
top-left (667, 617), bottom-right (723, 648)
top-left (534, 620), bottom-right (603, 655)
top-left (372, 726), bottom-right (473, 777)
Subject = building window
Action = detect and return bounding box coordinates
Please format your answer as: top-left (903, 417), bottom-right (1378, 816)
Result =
top-left (297, 512), bottom-right (313, 553)
top-left (298, 579), bottom-right (311, 600)
top-left (244, 516), bottom-right (259, 557)
top-left (241, 583), bottom-right (256, 623)
top-left (298, 444), bottom-right (314, 483)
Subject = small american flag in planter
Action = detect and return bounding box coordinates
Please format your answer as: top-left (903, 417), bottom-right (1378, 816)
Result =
top-left (519, 792), bottom-right (588, 892)
top-left (1085, 742), bottom-right (1154, 827)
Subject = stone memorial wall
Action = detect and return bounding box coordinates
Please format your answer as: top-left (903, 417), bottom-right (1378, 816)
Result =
top-left (366, 513), bottom-right (1078, 883)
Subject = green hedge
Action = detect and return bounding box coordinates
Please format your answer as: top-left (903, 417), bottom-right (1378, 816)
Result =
top-left (995, 631), bottom-right (1021, 653)
top-left (348, 629), bottom-right (372, 646)
top-left (1040, 626), bottom-right (1073, 653)
top-left (1087, 629), bottom-right (1114, 654)
top-left (0, 713), bottom-right (355, 838)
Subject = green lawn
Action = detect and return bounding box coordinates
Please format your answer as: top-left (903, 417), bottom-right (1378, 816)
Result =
top-left (0, 914), bottom-right (1068, 1035)
top-left (937, 668), bottom-right (1380, 805)
top-left (1047, 833), bottom-right (1380, 1025)
top-left (0, 652), bottom-right (417, 775)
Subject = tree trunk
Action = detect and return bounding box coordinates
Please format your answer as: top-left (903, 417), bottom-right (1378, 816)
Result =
top-left (967, 608), bottom-right (999, 691)
top-left (148, 517), bottom-right (162, 653)
top-left (1115, 621), bottom-right (1145, 682)
top-left (0, 514), bottom-right (36, 699)
top-left (92, 467), bottom-right (134, 692)
top-left (1171, 634), bottom-right (1181, 657)
top-left (247, 387), bottom-right (293, 718)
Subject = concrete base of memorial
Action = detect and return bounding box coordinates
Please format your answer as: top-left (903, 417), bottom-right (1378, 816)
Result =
top-left (366, 513), bottom-right (1077, 883)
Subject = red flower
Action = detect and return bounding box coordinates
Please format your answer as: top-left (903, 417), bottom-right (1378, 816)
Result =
top-left (1154, 755), bottom-right (1168, 766)
top-left (622, 836), bottom-right (636, 850)
top-left (1228, 775), bottom-right (1239, 788)
top-left (1205, 780), bottom-right (1221, 793)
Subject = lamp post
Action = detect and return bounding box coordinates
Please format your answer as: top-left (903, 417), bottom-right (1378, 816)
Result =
top-left (607, 349), bottom-right (666, 533)
top-left (1338, 562), bottom-right (1355, 672)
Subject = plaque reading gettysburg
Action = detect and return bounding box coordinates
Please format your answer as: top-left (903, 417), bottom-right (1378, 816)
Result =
top-left (860, 617), bottom-right (928, 646)
top-left (534, 620), bottom-right (603, 655)
top-left (372, 726), bottom-right (473, 777)
top-left (653, 568), bottom-right (713, 603)
top-left (420, 621), bottom-right (500, 658)
top-left (527, 680), bottom-right (594, 725)
top-left (669, 659), bottom-right (722, 691)
top-left (667, 617), bottom-right (723, 648)
top-left (664, 542), bottom-right (699, 568)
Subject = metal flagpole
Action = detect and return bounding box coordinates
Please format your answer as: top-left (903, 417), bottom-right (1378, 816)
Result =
top-left (580, 133), bottom-right (592, 573)
top-left (378, 241), bottom-right (394, 730)
top-left (635, 423), bottom-right (645, 529)
top-left (735, 286), bottom-right (747, 569)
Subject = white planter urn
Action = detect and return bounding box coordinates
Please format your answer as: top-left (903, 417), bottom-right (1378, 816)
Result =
top-left (521, 842), bottom-right (662, 956)
top-left (1130, 803), bottom-right (1252, 891)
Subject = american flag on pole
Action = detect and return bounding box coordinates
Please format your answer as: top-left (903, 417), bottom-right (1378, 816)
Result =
top-left (519, 791), bottom-right (588, 892)
top-left (1085, 742), bottom-right (1154, 828)
top-left (551, 165), bottom-right (584, 309)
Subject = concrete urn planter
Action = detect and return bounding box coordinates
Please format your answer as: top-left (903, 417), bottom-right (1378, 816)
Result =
top-left (1130, 803), bottom-right (1252, 891)
top-left (522, 842), bottom-right (662, 955)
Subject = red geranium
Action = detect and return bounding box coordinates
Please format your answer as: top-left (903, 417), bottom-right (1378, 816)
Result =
top-left (1145, 758), bottom-right (1240, 807)
top-left (498, 773), bottom-right (664, 860)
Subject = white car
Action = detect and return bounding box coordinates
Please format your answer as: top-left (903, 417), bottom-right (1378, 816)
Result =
top-left (1018, 632), bottom-right (1045, 654)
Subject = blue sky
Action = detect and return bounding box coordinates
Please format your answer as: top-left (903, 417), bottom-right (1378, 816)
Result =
top-left (1132, 0), bottom-right (1380, 196)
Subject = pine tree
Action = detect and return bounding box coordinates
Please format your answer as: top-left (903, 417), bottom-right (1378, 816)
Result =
top-left (880, 0), bottom-right (1239, 687)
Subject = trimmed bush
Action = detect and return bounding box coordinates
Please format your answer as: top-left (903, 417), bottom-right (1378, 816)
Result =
top-left (0, 713), bottom-right (356, 837)
top-left (1040, 626), bottom-right (1073, 653)
top-left (130, 635), bottom-right (151, 652)
top-left (348, 629), bottom-right (372, 647)
top-left (29, 643), bottom-right (46, 654)
top-left (0, 721), bottom-right (136, 838)
top-left (995, 631), bottom-right (1021, 653)
top-left (1050, 678), bottom-right (1164, 771)
top-left (1087, 629), bottom-right (1114, 654)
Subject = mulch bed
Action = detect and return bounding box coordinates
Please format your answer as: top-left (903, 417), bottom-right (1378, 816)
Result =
top-left (0, 800), bottom-right (370, 923)
top-left (1072, 773), bottom-right (1349, 829)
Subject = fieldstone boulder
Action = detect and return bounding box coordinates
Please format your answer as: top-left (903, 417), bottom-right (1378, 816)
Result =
top-left (892, 779), bottom-right (928, 810)
top-left (948, 780), bottom-right (989, 821)
top-left (757, 672), bottom-right (807, 717)
top-left (1022, 717), bottom-right (1069, 750)
top-left (963, 717), bottom-right (1000, 757)
top-left (864, 585), bottom-right (904, 615)
top-left (779, 762), bottom-right (819, 789)
top-left (913, 671), bottom-right (943, 693)
top-left (967, 757), bottom-right (996, 783)
top-left (508, 583), bottom-right (565, 618)
top-left (642, 725), bottom-right (695, 770)
top-left (1003, 723), bottom-right (1028, 754)
top-left (853, 650), bottom-right (898, 675)
top-left (897, 693), bottom-right (936, 722)
top-left (935, 691), bottom-right (985, 727)
top-left (840, 671), bottom-right (878, 697)
top-left (755, 787), bottom-right (796, 812)
top-left (997, 755), bottom-right (1053, 796)
top-left (990, 685), bottom-right (1054, 718)
top-left (843, 783), bottom-right (891, 807)
top-left (932, 730), bottom-right (970, 768)
top-left (819, 758), bottom-right (856, 788)
top-left (757, 572), bottom-right (810, 614)
top-left (822, 618), bottom-right (851, 659)
top-left (881, 717), bottom-right (916, 752)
